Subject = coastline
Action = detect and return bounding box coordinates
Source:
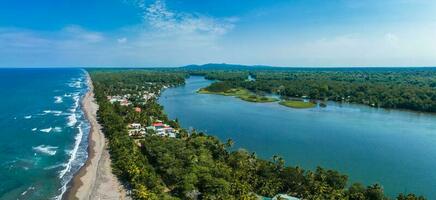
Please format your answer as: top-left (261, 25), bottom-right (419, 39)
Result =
top-left (63, 72), bottom-right (129, 200)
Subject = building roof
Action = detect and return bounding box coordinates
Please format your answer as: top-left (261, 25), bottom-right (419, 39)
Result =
top-left (153, 122), bottom-right (163, 126)
top-left (272, 194), bottom-right (300, 200)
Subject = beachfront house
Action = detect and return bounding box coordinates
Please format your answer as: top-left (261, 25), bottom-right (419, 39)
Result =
top-left (107, 95), bottom-right (131, 106)
top-left (120, 99), bottom-right (130, 106)
top-left (142, 92), bottom-right (156, 101)
top-left (128, 123), bottom-right (141, 129)
top-left (127, 123), bottom-right (146, 137)
top-left (260, 194), bottom-right (300, 200)
top-left (128, 121), bottom-right (177, 138)
top-left (146, 122), bottom-right (177, 138)
top-left (271, 194), bottom-right (300, 200)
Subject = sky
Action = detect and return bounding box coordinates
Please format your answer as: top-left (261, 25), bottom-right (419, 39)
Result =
top-left (1, 0), bottom-right (436, 67)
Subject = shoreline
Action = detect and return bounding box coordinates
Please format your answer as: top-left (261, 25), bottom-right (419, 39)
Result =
top-left (63, 73), bottom-right (129, 200)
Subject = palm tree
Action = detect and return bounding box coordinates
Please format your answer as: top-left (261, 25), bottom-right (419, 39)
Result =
top-left (278, 85), bottom-right (285, 98)
top-left (225, 139), bottom-right (234, 148)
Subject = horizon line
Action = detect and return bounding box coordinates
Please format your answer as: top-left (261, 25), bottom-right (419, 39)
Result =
top-left (1, 64), bottom-right (436, 69)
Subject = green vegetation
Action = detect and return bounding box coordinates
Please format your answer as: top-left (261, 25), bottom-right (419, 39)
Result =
top-left (184, 66), bottom-right (436, 112)
top-left (279, 100), bottom-right (316, 109)
top-left (89, 69), bottom-right (426, 200)
top-left (205, 71), bottom-right (249, 81)
top-left (198, 83), bottom-right (278, 103)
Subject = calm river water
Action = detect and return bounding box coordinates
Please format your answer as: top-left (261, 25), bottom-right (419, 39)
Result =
top-left (159, 76), bottom-right (436, 198)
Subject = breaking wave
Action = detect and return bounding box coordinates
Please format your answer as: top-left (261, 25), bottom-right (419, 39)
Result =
top-left (32, 145), bottom-right (58, 156)
top-left (67, 114), bottom-right (77, 127)
top-left (40, 127), bottom-right (52, 133)
top-left (68, 78), bottom-right (83, 89)
top-left (42, 110), bottom-right (63, 116)
top-left (54, 96), bottom-right (63, 104)
top-left (58, 122), bottom-right (83, 178)
top-left (55, 70), bottom-right (90, 200)
top-left (44, 163), bottom-right (65, 170)
top-left (20, 186), bottom-right (35, 197)
top-left (56, 121), bottom-right (89, 199)
top-left (53, 127), bottom-right (62, 133)
top-left (67, 93), bottom-right (80, 127)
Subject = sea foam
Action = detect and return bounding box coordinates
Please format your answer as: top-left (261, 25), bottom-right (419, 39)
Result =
top-left (68, 79), bottom-right (82, 89)
top-left (32, 145), bottom-right (58, 156)
top-left (57, 122), bottom-right (86, 200)
top-left (58, 122), bottom-right (83, 178)
top-left (54, 96), bottom-right (63, 103)
top-left (53, 127), bottom-right (62, 133)
top-left (40, 127), bottom-right (52, 133)
top-left (67, 93), bottom-right (80, 127)
top-left (42, 110), bottom-right (63, 116)
top-left (55, 73), bottom-right (89, 200)
top-left (67, 114), bottom-right (77, 127)
top-left (44, 163), bottom-right (65, 170)
top-left (20, 186), bottom-right (35, 196)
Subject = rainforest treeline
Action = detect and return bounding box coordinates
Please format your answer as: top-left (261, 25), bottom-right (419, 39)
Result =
top-left (188, 68), bottom-right (436, 112)
top-left (88, 69), bottom-right (426, 200)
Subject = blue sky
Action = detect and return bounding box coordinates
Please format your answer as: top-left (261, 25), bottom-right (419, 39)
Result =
top-left (1, 0), bottom-right (436, 67)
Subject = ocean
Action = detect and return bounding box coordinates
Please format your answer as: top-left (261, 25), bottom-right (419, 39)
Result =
top-left (0, 68), bottom-right (90, 199)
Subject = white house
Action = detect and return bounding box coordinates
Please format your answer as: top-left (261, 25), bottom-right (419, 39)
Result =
top-left (272, 194), bottom-right (300, 200)
top-left (128, 123), bottom-right (141, 129)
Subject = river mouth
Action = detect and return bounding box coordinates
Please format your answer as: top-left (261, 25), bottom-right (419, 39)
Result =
top-left (159, 76), bottom-right (436, 199)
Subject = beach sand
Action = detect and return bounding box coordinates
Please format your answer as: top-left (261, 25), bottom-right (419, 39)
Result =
top-left (64, 74), bottom-right (130, 200)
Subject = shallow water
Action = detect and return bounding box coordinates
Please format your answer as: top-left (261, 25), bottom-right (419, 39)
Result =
top-left (0, 68), bottom-right (89, 199)
top-left (159, 76), bottom-right (436, 198)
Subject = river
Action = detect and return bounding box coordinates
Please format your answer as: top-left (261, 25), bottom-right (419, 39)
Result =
top-left (159, 76), bottom-right (436, 198)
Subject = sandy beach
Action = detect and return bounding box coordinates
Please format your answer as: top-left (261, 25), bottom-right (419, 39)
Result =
top-left (64, 74), bottom-right (129, 200)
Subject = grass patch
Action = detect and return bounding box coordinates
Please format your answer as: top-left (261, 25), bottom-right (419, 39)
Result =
top-left (198, 88), bottom-right (278, 103)
top-left (279, 100), bottom-right (316, 109)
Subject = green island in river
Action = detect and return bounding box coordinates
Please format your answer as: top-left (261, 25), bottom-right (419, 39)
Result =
top-left (197, 81), bottom-right (317, 108)
top-left (198, 86), bottom-right (317, 108)
top-left (279, 100), bottom-right (317, 109)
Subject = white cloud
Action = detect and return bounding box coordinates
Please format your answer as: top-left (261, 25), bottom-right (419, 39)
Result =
top-left (0, 28), bottom-right (52, 48)
top-left (0, 25), bottom-right (227, 67)
top-left (218, 28), bottom-right (436, 67)
top-left (0, 0), bottom-right (238, 67)
top-left (1, 0), bottom-right (436, 67)
top-left (62, 25), bottom-right (105, 43)
top-left (2, 25), bottom-right (436, 67)
top-left (0, 27), bottom-right (114, 66)
top-left (143, 0), bottom-right (234, 36)
top-left (117, 37), bottom-right (127, 44)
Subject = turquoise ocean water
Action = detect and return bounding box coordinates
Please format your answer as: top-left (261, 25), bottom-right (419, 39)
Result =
top-left (0, 68), bottom-right (89, 199)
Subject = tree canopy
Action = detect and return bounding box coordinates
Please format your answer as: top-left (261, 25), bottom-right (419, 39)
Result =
top-left (89, 69), bottom-right (427, 200)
